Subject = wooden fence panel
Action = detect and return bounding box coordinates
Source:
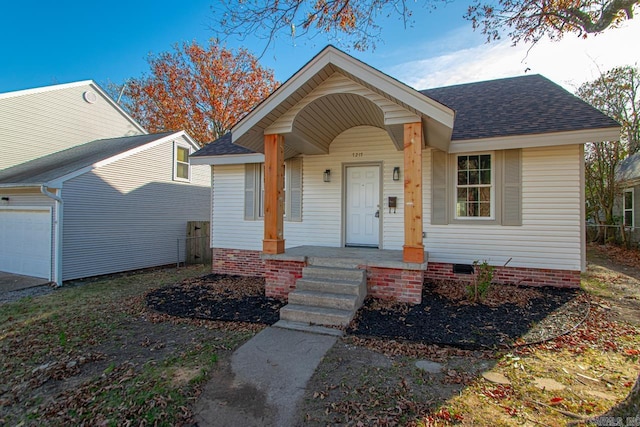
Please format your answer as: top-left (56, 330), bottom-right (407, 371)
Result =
top-left (186, 221), bottom-right (211, 265)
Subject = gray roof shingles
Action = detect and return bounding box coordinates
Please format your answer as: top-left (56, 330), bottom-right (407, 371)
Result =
top-left (0, 132), bottom-right (175, 185)
top-left (422, 74), bottom-right (619, 141)
top-left (191, 132), bottom-right (255, 157)
top-left (192, 74), bottom-right (619, 157)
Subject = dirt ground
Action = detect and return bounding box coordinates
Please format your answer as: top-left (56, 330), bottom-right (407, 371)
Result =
top-left (584, 245), bottom-right (640, 326)
top-left (2, 246), bottom-right (639, 425)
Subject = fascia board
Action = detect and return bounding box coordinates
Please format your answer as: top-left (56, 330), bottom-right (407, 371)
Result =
top-left (232, 46), bottom-right (454, 141)
top-left (448, 127), bottom-right (621, 153)
top-left (191, 153), bottom-right (265, 165)
top-left (0, 80), bottom-right (95, 99)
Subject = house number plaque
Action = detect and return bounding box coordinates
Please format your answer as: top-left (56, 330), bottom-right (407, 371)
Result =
top-left (352, 152), bottom-right (364, 157)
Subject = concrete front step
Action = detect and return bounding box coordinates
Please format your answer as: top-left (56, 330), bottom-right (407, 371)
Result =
top-left (273, 320), bottom-right (344, 337)
top-left (302, 265), bottom-right (365, 282)
top-left (280, 304), bottom-right (354, 327)
top-left (288, 290), bottom-right (359, 310)
top-left (296, 277), bottom-right (363, 296)
top-left (307, 256), bottom-right (362, 269)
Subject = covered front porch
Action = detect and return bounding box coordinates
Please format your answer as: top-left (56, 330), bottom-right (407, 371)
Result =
top-left (262, 245), bottom-right (428, 304)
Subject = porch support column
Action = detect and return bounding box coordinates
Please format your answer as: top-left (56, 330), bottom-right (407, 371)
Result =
top-left (263, 133), bottom-right (285, 254)
top-left (403, 122), bottom-right (424, 263)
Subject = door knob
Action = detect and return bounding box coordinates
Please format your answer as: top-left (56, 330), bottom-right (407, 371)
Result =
top-left (375, 210), bottom-right (379, 218)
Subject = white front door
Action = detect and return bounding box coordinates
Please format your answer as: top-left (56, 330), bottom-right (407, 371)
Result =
top-left (345, 165), bottom-right (380, 247)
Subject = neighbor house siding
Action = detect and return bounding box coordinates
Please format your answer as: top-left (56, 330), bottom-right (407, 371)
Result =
top-left (423, 144), bottom-right (583, 271)
top-left (0, 84), bottom-right (143, 170)
top-left (0, 188), bottom-right (58, 280)
top-left (61, 138), bottom-right (210, 280)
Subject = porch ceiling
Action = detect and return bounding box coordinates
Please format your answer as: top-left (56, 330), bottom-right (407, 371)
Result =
top-left (231, 46), bottom-right (455, 156)
top-left (287, 92), bottom-right (385, 155)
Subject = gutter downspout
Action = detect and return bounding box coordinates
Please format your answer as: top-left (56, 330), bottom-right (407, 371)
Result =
top-left (40, 185), bottom-right (63, 287)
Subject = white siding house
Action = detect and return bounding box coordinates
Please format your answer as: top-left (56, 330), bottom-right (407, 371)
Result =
top-left (192, 46), bottom-right (619, 303)
top-left (0, 81), bottom-right (210, 285)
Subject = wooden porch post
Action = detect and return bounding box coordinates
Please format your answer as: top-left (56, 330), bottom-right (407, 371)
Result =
top-left (403, 122), bottom-right (424, 263)
top-left (263, 133), bottom-right (285, 254)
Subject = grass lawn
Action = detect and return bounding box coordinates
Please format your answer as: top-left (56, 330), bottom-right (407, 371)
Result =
top-left (0, 265), bottom-right (260, 426)
top-left (1, 245), bottom-right (639, 426)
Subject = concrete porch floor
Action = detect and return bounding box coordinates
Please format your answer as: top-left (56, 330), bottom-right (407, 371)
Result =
top-left (262, 245), bottom-right (428, 270)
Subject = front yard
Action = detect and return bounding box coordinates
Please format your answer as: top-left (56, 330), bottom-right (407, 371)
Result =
top-left (1, 245), bottom-right (639, 426)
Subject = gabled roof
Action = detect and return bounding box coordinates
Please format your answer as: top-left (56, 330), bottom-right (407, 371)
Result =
top-left (231, 45), bottom-right (456, 155)
top-left (0, 80), bottom-right (146, 134)
top-left (618, 152), bottom-right (640, 182)
top-left (195, 133), bottom-right (255, 156)
top-left (422, 74), bottom-right (619, 142)
top-left (0, 131), bottom-right (182, 187)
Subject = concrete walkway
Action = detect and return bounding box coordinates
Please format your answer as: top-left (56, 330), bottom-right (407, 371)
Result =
top-left (0, 271), bottom-right (51, 292)
top-left (194, 326), bottom-right (337, 426)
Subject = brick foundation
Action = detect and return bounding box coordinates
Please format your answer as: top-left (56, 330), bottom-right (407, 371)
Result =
top-left (212, 248), bottom-right (265, 277)
top-left (424, 262), bottom-right (581, 288)
top-left (264, 259), bottom-right (306, 299)
top-left (212, 249), bottom-right (581, 304)
top-left (364, 266), bottom-right (425, 304)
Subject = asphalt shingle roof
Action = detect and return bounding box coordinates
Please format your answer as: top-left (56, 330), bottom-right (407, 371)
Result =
top-left (422, 74), bottom-right (619, 141)
top-left (192, 74), bottom-right (619, 156)
top-left (0, 132), bottom-right (175, 185)
top-left (191, 132), bottom-right (256, 157)
top-left (618, 152), bottom-right (640, 181)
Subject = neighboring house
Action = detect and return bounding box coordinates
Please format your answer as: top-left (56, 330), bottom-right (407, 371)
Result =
top-left (191, 45), bottom-right (620, 307)
top-left (616, 152), bottom-right (640, 242)
top-left (0, 81), bottom-right (210, 285)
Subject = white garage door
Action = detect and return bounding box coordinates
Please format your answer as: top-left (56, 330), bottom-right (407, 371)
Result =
top-left (0, 209), bottom-right (52, 279)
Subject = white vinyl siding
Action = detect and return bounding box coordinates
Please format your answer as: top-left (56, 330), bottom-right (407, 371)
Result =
top-left (0, 84), bottom-right (143, 170)
top-left (215, 126), bottom-right (404, 250)
top-left (424, 144), bottom-right (583, 271)
top-left (212, 130), bottom-right (583, 272)
top-left (61, 137), bottom-right (210, 280)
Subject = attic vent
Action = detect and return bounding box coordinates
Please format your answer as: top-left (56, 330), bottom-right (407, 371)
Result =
top-left (83, 91), bottom-right (97, 104)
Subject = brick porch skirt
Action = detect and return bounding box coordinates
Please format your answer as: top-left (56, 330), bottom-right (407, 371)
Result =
top-left (211, 248), bottom-right (580, 304)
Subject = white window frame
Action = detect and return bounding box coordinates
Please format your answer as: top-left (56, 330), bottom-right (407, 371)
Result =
top-left (623, 188), bottom-right (634, 228)
top-left (173, 142), bottom-right (191, 182)
top-left (454, 152), bottom-right (495, 220)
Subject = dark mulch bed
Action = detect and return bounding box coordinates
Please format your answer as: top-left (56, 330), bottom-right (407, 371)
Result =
top-left (146, 274), bottom-right (286, 325)
top-left (146, 274), bottom-right (589, 348)
top-left (347, 281), bottom-right (588, 349)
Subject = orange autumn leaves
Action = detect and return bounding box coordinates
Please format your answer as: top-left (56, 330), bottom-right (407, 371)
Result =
top-left (121, 41), bottom-right (279, 146)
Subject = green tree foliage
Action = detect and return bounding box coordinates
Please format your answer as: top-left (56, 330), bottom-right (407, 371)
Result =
top-left (213, 0), bottom-right (638, 52)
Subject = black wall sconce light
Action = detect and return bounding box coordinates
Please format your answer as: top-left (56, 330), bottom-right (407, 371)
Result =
top-left (393, 167), bottom-right (400, 181)
top-left (323, 169), bottom-right (331, 182)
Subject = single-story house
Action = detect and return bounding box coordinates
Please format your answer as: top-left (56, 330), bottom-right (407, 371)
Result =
top-left (191, 45), bottom-right (619, 324)
top-left (0, 81), bottom-right (210, 285)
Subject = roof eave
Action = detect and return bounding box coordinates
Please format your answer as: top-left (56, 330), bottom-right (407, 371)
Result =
top-left (448, 127), bottom-right (621, 153)
top-left (191, 153), bottom-right (265, 166)
top-left (231, 46), bottom-right (454, 148)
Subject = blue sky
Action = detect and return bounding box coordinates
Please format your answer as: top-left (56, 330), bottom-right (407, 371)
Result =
top-left (1, 1), bottom-right (638, 94)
